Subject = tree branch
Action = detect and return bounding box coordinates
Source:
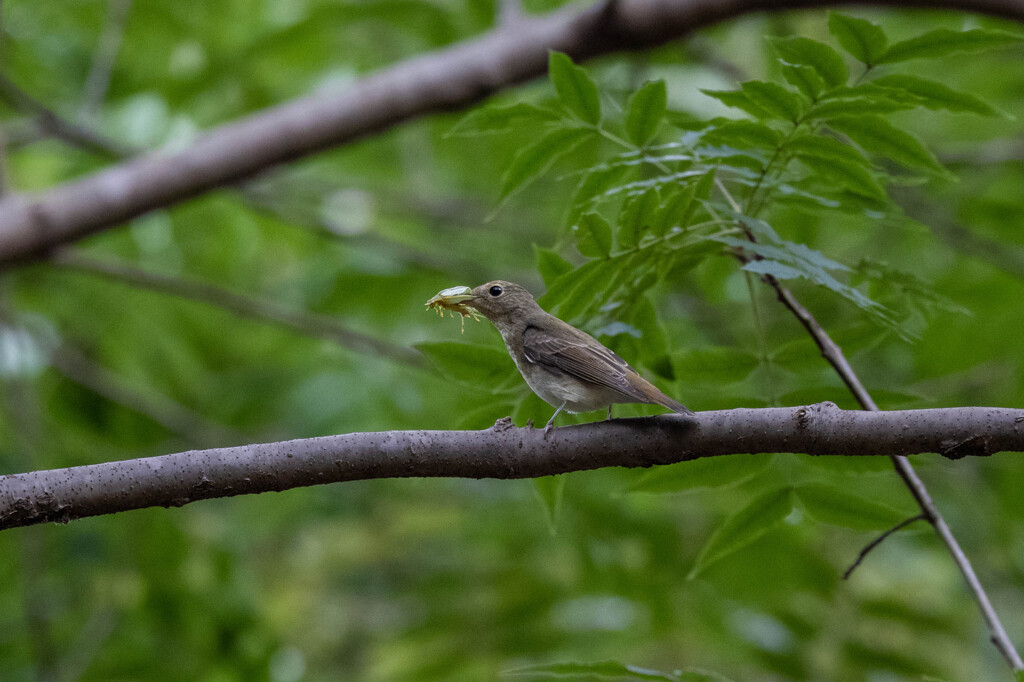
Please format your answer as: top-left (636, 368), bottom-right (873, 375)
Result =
top-left (79, 0), bottom-right (133, 121)
top-left (2, 403), bottom-right (1023, 530)
top-left (0, 75), bottom-right (132, 160)
top-left (49, 250), bottom-right (427, 370)
top-left (2, 0), bottom-right (1024, 266)
top-left (843, 514), bottom-right (927, 579)
top-left (49, 343), bottom-right (245, 444)
top-left (764, 277), bottom-right (1024, 670)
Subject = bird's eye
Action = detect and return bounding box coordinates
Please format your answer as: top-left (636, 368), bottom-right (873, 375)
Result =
top-left (489, 285), bottom-right (503, 297)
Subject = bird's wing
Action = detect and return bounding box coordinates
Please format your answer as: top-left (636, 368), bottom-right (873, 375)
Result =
top-left (522, 324), bottom-right (649, 403)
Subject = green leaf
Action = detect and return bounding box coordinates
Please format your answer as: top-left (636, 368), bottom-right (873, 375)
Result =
top-left (856, 258), bottom-right (973, 316)
top-left (827, 115), bottom-right (953, 179)
top-left (625, 79), bottom-right (667, 146)
top-left (740, 255), bottom-right (898, 332)
top-left (807, 95), bottom-right (916, 121)
top-left (539, 259), bottom-right (617, 323)
top-left (573, 212), bottom-right (614, 258)
top-left (651, 184), bottom-right (696, 237)
top-left (673, 346), bottom-right (760, 385)
top-left (652, 170), bottom-right (716, 237)
top-left (871, 74), bottom-right (1007, 117)
top-left (628, 454), bottom-right (772, 494)
top-left (499, 126), bottom-right (593, 201)
top-left (802, 155), bottom-right (885, 198)
top-left (740, 80), bottom-right (806, 121)
top-left (505, 661), bottom-right (737, 681)
top-left (548, 51), bottom-right (601, 124)
top-left (742, 259), bottom-right (804, 280)
top-left (617, 187), bottom-right (660, 249)
top-left (700, 88), bottom-right (772, 119)
top-left (780, 62), bottom-right (826, 99)
top-left (771, 323), bottom-right (889, 368)
top-left (532, 475), bottom-right (565, 534)
top-left (622, 292), bottom-right (669, 365)
top-left (795, 483), bottom-right (908, 530)
top-left (535, 245), bottom-right (573, 286)
top-left (416, 342), bottom-right (517, 388)
top-left (446, 102), bottom-right (558, 137)
top-left (456, 400), bottom-right (517, 429)
top-left (568, 162), bottom-right (631, 221)
top-left (784, 134), bottom-right (873, 167)
top-left (504, 660), bottom-right (684, 681)
top-left (769, 36), bottom-right (849, 87)
top-left (878, 28), bottom-right (1024, 64)
top-left (701, 119), bottom-right (783, 149)
top-left (828, 12), bottom-right (888, 64)
top-left (710, 220), bottom-right (900, 330)
top-left (688, 487), bottom-right (794, 579)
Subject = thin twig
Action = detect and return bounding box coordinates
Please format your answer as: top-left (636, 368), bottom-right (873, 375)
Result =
top-left (50, 343), bottom-right (245, 444)
top-left (0, 74), bottom-right (131, 159)
top-left (0, 124), bottom-right (7, 199)
top-left (768, 276), bottom-right (1024, 671)
top-left (80, 0), bottom-right (132, 120)
top-left (843, 514), bottom-right (927, 580)
top-left (714, 170), bottom-right (1024, 670)
top-left (0, 0), bottom-right (7, 199)
top-left (50, 250), bottom-right (427, 370)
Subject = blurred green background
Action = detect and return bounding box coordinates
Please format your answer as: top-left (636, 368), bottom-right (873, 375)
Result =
top-left (2, 1), bottom-right (1024, 680)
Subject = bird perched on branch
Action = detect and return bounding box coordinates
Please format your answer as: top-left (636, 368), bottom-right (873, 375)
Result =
top-left (427, 280), bottom-right (693, 433)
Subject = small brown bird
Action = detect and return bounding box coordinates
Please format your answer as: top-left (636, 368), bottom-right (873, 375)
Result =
top-left (459, 280), bottom-right (693, 432)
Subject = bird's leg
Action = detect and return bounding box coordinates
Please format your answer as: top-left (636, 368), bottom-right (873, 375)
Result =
top-left (606, 405), bottom-right (613, 421)
top-left (544, 401), bottom-right (567, 435)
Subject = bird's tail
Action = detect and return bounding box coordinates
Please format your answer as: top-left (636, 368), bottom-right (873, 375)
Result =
top-left (655, 394), bottom-right (694, 415)
top-left (627, 373), bottom-right (694, 415)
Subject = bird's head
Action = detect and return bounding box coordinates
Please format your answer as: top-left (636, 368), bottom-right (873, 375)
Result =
top-left (464, 281), bottom-right (538, 322)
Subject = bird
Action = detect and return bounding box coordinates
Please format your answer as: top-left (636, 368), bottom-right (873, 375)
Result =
top-left (457, 280), bottom-right (693, 433)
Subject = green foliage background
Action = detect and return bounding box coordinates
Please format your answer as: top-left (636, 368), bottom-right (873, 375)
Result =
top-left (2, 2), bottom-right (1024, 680)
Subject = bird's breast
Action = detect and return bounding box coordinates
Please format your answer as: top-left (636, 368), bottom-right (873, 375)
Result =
top-left (517, 359), bottom-right (624, 413)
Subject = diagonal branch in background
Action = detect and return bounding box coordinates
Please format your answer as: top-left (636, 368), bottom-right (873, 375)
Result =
top-left (718, 141), bottom-right (1024, 668)
top-left (2, 404), bottom-right (1023, 531)
top-left (892, 185), bottom-right (1024, 281)
top-left (763, 276), bottom-right (1024, 671)
top-left (50, 343), bottom-right (245, 444)
top-left (79, 0), bottom-right (133, 121)
top-left (50, 251), bottom-right (427, 370)
top-left (0, 75), bottom-right (132, 160)
top-left (0, 75), bottom-right (499, 281)
top-left (3, 0), bottom-right (1024, 265)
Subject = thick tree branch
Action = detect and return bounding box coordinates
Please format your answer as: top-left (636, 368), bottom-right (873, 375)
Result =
top-left (2, 0), bottom-right (1024, 266)
top-left (2, 403), bottom-right (1022, 530)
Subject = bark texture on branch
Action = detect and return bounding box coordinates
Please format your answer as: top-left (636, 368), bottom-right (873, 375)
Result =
top-left (2, 403), bottom-right (1022, 530)
top-left (1, 0), bottom-right (1024, 266)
